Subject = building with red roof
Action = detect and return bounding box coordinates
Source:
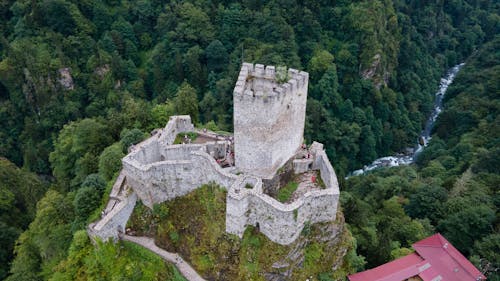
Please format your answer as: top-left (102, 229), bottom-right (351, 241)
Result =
top-left (348, 233), bottom-right (486, 281)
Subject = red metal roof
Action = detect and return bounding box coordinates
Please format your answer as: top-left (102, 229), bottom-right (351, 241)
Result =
top-left (413, 233), bottom-right (486, 281)
top-left (348, 233), bottom-right (486, 281)
top-left (348, 253), bottom-right (425, 281)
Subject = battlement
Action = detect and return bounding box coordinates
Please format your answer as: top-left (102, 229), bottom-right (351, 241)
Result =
top-left (89, 63), bottom-right (339, 247)
top-left (233, 63), bottom-right (309, 178)
top-left (233, 63), bottom-right (309, 99)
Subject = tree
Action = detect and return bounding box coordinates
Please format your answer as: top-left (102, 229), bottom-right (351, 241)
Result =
top-left (438, 206), bottom-right (495, 255)
top-left (120, 128), bottom-right (146, 153)
top-left (473, 234), bottom-right (500, 281)
top-left (173, 82), bottom-right (199, 123)
top-left (0, 158), bottom-right (46, 279)
top-left (81, 172), bottom-right (105, 189)
top-left (49, 118), bottom-right (112, 190)
top-left (39, 0), bottom-right (76, 35)
top-left (206, 40), bottom-right (228, 73)
top-left (359, 126), bottom-right (377, 164)
top-left (308, 50), bottom-right (334, 80)
top-left (150, 103), bottom-right (175, 130)
top-left (7, 190), bottom-right (73, 281)
top-left (98, 143), bottom-right (124, 181)
top-left (74, 185), bottom-right (102, 221)
top-left (171, 2), bottom-right (214, 46)
top-left (405, 185), bottom-right (448, 225)
top-left (313, 65), bottom-right (341, 110)
top-left (0, 222), bottom-right (19, 279)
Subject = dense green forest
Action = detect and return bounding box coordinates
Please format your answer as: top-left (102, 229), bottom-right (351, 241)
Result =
top-left (343, 36), bottom-right (500, 280)
top-left (0, 0), bottom-right (498, 280)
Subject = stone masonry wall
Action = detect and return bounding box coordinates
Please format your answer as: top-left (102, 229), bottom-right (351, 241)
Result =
top-left (124, 148), bottom-right (238, 208)
top-left (94, 63), bottom-right (340, 247)
top-left (233, 63), bottom-right (309, 177)
top-left (226, 145), bottom-right (340, 245)
top-left (159, 115), bottom-right (194, 145)
top-left (88, 188), bottom-right (137, 241)
top-left (123, 116), bottom-right (238, 208)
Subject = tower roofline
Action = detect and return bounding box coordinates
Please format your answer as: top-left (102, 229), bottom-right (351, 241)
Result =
top-left (233, 62), bottom-right (309, 98)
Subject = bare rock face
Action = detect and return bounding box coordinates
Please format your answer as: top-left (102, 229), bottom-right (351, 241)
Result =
top-left (360, 53), bottom-right (390, 89)
top-left (95, 64), bottom-right (110, 78)
top-left (264, 212), bottom-right (349, 281)
top-left (58, 67), bottom-right (74, 90)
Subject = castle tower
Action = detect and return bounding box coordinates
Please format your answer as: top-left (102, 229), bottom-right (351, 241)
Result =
top-left (233, 63), bottom-right (309, 178)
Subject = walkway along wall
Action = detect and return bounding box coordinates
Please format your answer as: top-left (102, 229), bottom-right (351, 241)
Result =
top-left (88, 173), bottom-right (137, 241)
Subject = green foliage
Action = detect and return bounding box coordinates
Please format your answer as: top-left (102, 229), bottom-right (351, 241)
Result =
top-left (39, 0), bottom-right (76, 35)
top-left (0, 0), bottom-right (498, 278)
top-left (173, 132), bottom-right (198, 145)
top-left (128, 185), bottom-right (359, 280)
top-left (308, 50), bottom-right (334, 80)
top-left (98, 142), bottom-right (124, 181)
top-left (405, 185), bottom-right (447, 225)
top-left (438, 206), bottom-right (495, 255)
top-left (50, 230), bottom-right (185, 281)
top-left (344, 37), bottom-right (499, 272)
top-left (150, 102), bottom-right (175, 129)
top-left (50, 118), bottom-right (112, 190)
top-left (206, 40), bottom-right (228, 73)
top-left (7, 190), bottom-right (74, 281)
top-left (74, 185), bottom-right (102, 222)
top-left (277, 181), bottom-right (299, 203)
top-left (0, 158), bottom-right (46, 280)
top-left (173, 82), bottom-right (199, 123)
top-left (120, 128), bottom-right (146, 152)
top-left (275, 65), bottom-right (289, 83)
top-left (472, 234), bottom-right (500, 280)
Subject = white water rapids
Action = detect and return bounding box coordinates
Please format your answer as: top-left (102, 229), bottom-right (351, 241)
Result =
top-left (348, 63), bottom-right (465, 178)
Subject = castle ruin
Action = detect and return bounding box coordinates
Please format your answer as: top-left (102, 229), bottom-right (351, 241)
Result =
top-left (88, 63), bottom-right (340, 246)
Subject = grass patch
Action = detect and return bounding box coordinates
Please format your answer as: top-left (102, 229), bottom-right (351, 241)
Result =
top-left (277, 181), bottom-right (299, 202)
top-left (173, 132), bottom-right (198, 144)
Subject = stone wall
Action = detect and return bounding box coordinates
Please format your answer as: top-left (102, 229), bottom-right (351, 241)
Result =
top-left (159, 115), bottom-right (194, 145)
top-left (233, 63), bottom-right (309, 177)
top-left (91, 63), bottom-right (341, 247)
top-left (226, 144), bottom-right (340, 245)
top-left (87, 187), bottom-right (137, 241)
top-left (123, 117), bottom-right (238, 208)
top-left (124, 150), bottom-right (238, 208)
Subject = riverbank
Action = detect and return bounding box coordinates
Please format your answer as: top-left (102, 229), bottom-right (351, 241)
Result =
top-left (348, 63), bottom-right (465, 177)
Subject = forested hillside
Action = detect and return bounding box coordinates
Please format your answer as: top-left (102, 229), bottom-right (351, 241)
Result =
top-left (343, 37), bottom-right (499, 280)
top-left (0, 0), bottom-right (498, 280)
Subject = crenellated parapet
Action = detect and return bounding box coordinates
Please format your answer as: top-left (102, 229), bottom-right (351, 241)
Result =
top-left (89, 63), bottom-right (340, 247)
top-left (233, 63), bottom-right (309, 100)
top-left (233, 63), bottom-right (309, 178)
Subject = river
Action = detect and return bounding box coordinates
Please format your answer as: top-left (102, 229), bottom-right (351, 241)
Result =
top-left (349, 63), bottom-right (465, 177)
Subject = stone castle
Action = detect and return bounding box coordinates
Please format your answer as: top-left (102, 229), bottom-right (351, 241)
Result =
top-left (88, 63), bottom-right (340, 245)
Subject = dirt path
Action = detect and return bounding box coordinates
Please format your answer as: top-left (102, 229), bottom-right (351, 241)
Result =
top-left (122, 235), bottom-right (206, 281)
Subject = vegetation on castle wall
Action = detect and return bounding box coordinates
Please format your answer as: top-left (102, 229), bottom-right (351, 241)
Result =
top-left (127, 184), bottom-right (363, 280)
